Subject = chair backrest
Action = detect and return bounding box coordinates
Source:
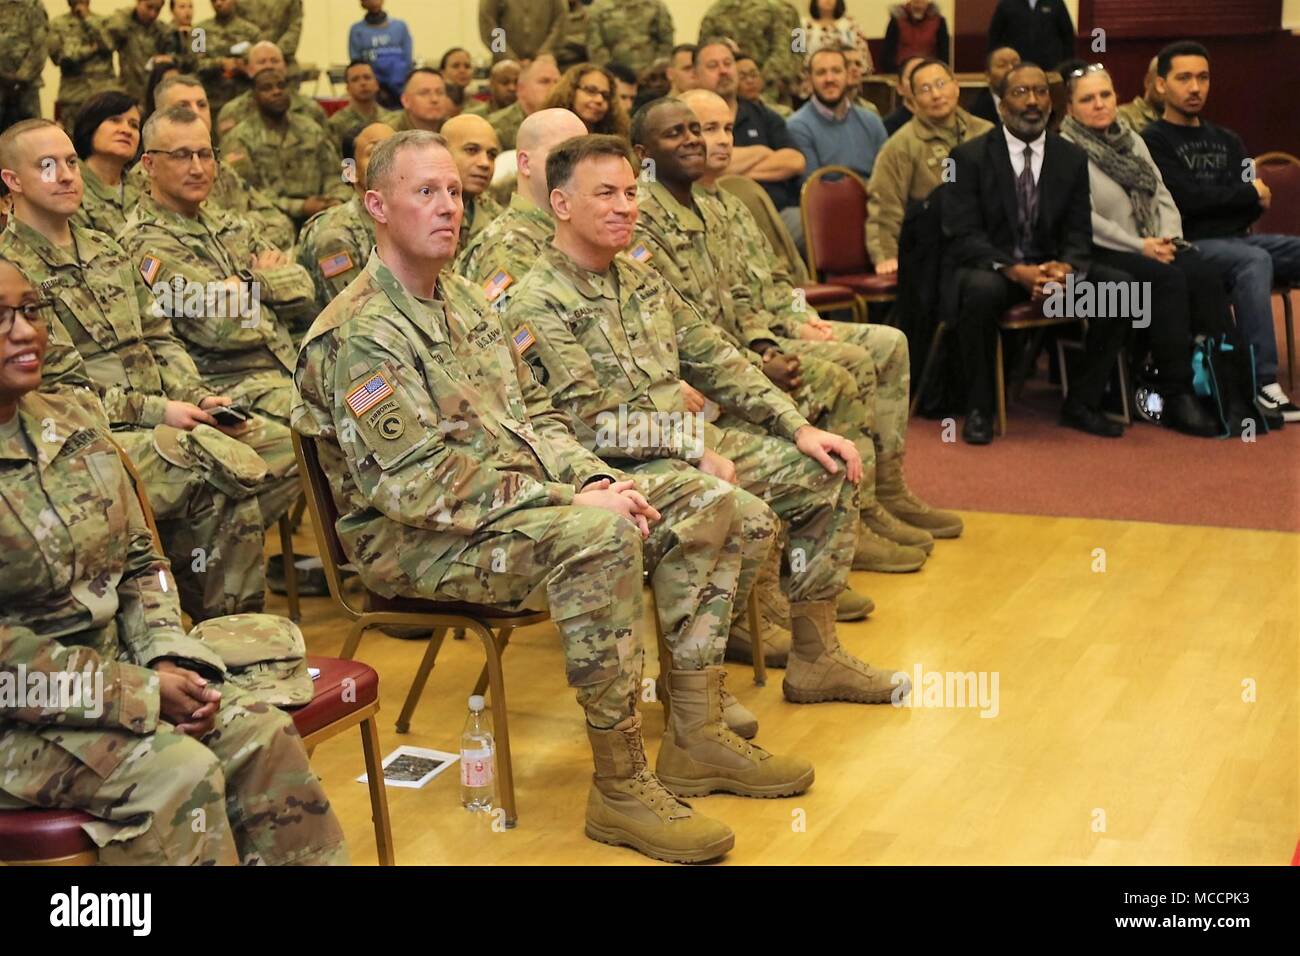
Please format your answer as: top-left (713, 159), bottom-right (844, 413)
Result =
top-left (291, 431), bottom-right (364, 617)
top-left (800, 165), bottom-right (871, 280)
top-left (110, 438), bottom-right (162, 550)
top-left (1254, 153), bottom-right (1300, 237)
top-left (718, 174), bottom-right (810, 283)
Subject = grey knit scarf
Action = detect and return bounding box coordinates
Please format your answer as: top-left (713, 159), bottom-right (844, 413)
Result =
top-left (1061, 114), bottom-right (1160, 237)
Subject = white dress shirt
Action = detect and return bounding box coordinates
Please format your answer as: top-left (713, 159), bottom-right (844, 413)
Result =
top-left (1004, 125), bottom-right (1046, 183)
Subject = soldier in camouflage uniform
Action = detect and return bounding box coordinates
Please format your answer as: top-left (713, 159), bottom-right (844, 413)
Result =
top-left (49, 1), bottom-right (119, 130)
top-left (223, 68), bottom-right (351, 227)
top-left (75, 154), bottom-right (142, 237)
top-left (326, 61), bottom-right (402, 147)
top-left (135, 73), bottom-right (297, 251)
top-left (123, 105), bottom-right (312, 424)
top-left (586, 0), bottom-right (674, 76)
top-left (215, 41), bottom-right (326, 140)
top-left (240, 0), bottom-right (301, 63)
top-left (507, 134), bottom-right (910, 715)
top-left (478, 0), bottom-right (567, 63)
top-left (631, 98), bottom-right (920, 616)
top-left (0, 0), bottom-right (49, 125)
top-left (698, 0), bottom-right (802, 107)
top-left (297, 122), bottom-right (391, 311)
top-left (0, 120), bottom-right (298, 621)
top-left (106, 0), bottom-right (172, 106)
top-left (294, 129), bottom-right (762, 862)
top-left (0, 276), bottom-right (347, 864)
top-left (684, 88), bottom-right (965, 542)
top-left (443, 114), bottom-right (506, 249)
top-left (194, 0), bottom-right (262, 120)
top-left (487, 55), bottom-right (561, 151)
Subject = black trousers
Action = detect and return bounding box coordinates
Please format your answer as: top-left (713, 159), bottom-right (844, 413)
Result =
top-left (953, 264), bottom-right (1130, 415)
top-left (1089, 246), bottom-right (1233, 389)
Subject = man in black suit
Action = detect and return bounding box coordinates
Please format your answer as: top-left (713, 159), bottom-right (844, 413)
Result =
top-left (944, 63), bottom-right (1128, 444)
top-left (968, 46), bottom-right (1020, 128)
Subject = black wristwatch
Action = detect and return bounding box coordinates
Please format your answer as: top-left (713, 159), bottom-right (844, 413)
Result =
top-left (237, 268), bottom-right (255, 288)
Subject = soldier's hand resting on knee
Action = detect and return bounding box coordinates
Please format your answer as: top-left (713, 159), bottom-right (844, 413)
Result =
top-left (794, 425), bottom-right (863, 483)
top-left (155, 660), bottom-right (222, 737)
top-left (575, 478), bottom-right (662, 538)
top-left (698, 448), bottom-right (736, 484)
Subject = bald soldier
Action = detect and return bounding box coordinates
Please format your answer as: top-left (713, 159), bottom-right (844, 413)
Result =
top-left (222, 67), bottom-right (350, 226)
top-left (0, 118), bottom-right (298, 621)
top-left (442, 114), bottom-right (505, 247)
top-left (506, 134), bottom-right (911, 710)
top-left (0, 260), bottom-right (346, 864)
top-left (216, 40), bottom-right (327, 138)
top-left (682, 89), bottom-right (964, 543)
top-left (122, 104), bottom-right (313, 424)
top-left (138, 74), bottom-right (297, 252)
top-left (297, 122), bottom-right (393, 310)
top-left (293, 129), bottom-right (815, 862)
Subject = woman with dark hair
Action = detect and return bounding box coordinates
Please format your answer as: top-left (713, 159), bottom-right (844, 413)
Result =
top-left (543, 63), bottom-right (629, 137)
top-left (803, 0), bottom-right (873, 70)
top-left (1057, 60), bottom-right (1231, 437)
top-left (71, 89), bottom-right (142, 236)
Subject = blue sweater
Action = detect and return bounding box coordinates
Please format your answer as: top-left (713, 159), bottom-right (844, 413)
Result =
top-left (787, 100), bottom-right (888, 183)
top-left (348, 16), bottom-right (413, 94)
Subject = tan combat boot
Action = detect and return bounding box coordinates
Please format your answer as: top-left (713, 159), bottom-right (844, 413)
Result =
top-left (877, 452), bottom-right (964, 539)
top-left (853, 517), bottom-right (928, 572)
top-left (661, 668), bottom-right (759, 739)
top-left (783, 601), bottom-right (911, 704)
top-left (657, 667), bottom-right (814, 798)
top-left (836, 586), bottom-right (875, 621)
top-left (863, 499), bottom-right (934, 553)
top-left (586, 714), bottom-right (734, 863)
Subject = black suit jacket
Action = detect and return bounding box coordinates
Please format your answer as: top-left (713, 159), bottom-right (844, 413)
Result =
top-left (943, 128), bottom-right (1092, 274)
top-left (968, 88), bottom-right (1000, 127)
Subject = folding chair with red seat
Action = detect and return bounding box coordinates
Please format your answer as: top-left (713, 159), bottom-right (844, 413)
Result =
top-left (800, 165), bottom-right (899, 316)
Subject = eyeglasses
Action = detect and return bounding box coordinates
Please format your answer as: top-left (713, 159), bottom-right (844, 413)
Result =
top-left (577, 85), bottom-right (611, 102)
top-left (1068, 63), bottom-right (1107, 80)
top-left (144, 147), bottom-right (219, 164)
top-left (1006, 84), bottom-right (1051, 99)
top-left (913, 77), bottom-right (949, 97)
top-left (0, 301), bottom-right (53, 336)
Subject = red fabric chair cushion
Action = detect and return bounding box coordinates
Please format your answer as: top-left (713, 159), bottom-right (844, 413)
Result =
top-left (0, 807), bottom-right (96, 862)
top-left (1256, 162), bottom-right (1300, 235)
top-left (315, 97), bottom-right (350, 117)
top-left (800, 282), bottom-right (858, 306)
top-left (805, 173), bottom-right (870, 275)
top-left (826, 272), bottom-right (899, 295)
top-left (291, 657), bottom-right (380, 738)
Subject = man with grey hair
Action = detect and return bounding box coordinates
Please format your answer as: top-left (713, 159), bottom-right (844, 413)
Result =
top-left (293, 129), bottom-right (752, 864)
top-left (216, 40), bottom-right (327, 138)
top-left (122, 104), bottom-right (315, 424)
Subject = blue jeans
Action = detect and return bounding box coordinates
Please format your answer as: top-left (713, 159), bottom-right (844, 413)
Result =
top-left (1191, 234), bottom-right (1300, 383)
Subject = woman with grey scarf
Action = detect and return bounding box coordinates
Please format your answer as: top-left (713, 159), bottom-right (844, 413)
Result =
top-left (1059, 60), bottom-right (1228, 437)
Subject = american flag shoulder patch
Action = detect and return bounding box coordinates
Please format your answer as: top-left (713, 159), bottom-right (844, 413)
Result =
top-left (512, 324), bottom-right (536, 355)
top-left (319, 250), bottom-right (354, 279)
top-left (345, 370), bottom-right (395, 416)
top-left (629, 243), bottom-right (652, 263)
top-left (139, 255), bottom-right (162, 285)
top-left (482, 268), bottom-right (514, 302)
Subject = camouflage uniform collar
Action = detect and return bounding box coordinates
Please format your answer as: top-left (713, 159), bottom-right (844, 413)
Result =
top-left (540, 243), bottom-right (617, 299)
top-left (642, 178), bottom-right (704, 232)
top-left (914, 107), bottom-right (974, 146)
top-left (2, 217), bottom-right (108, 271)
top-left (507, 191), bottom-right (550, 228)
top-left (80, 163), bottom-right (123, 205)
top-left (135, 190), bottom-right (222, 234)
top-left (363, 248), bottom-right (452, 342)
top-left (3, 393), bottom-right (76, 468)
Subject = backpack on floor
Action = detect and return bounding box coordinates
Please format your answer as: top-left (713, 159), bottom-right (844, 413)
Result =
top-left (1192, 335), bottom-right (1269, 438)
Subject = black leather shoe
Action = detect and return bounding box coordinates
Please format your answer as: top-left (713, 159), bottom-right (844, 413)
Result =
top-left (1163, 391), bottom-right (1222, 437)
top-left (1060, 401), bottom-right (1124, 437)
top-left (962, 409), bottom-right (993, 444)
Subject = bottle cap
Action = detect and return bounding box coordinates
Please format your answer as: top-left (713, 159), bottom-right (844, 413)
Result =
top-left (468, 694), bottom-right (485, 712)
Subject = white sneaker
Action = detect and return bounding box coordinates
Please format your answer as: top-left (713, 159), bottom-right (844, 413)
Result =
top-left (1258, 383), bottom-right (1300, 422)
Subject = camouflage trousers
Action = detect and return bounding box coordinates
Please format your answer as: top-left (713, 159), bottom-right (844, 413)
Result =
top-left (115, 422), bottom-right (292, 622)
top-left (782, 321), bottom-right (911, 460)
top-left (775, 350), bottom-right (878, 493)
top-left (709, 422), bottom-right (858, 603)
top-left (218, 371), bottom-right (295, 427)
top-left (622, 458), bottom-right (777, 670)
top-left (421, 505), bottom-right (648, 729)
top-left (0, 690), bottom-right (348, 865)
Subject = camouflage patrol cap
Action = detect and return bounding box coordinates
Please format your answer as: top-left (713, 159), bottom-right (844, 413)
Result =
top-left (190, 613), bottom-right (314, 707)
top-left (152, 423), bottom-right (270, 498)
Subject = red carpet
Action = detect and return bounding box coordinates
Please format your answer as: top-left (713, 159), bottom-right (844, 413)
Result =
top-left (905, 381), bottom-right (1300, 534)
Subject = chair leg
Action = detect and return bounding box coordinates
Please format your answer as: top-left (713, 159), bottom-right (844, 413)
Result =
top-left (277, 514), bottom-right (300, 622)
top-left (909, 323), bottom-right (947, 418)
top-left (288, 494), bottom-right (307, 534)
top-left (468, 621), bottom-right (516, 828)
top-left (748, 590), bottom-right (766, 686)
top-left (395, 627), bottom-right (448, 733)
top-left (1116, 349), bottom-right (1132, 425)
top-left (340, 619), bottom-right (368, 660)
top-left (1011, 328), bottom-right (1047, 401)
top-left (359, 714), bottom-right (395, 866)
top-left (1284, 291), bottom-right (1295, 392)
top-left (652, 591), bottom-right (671, 722)
top-left (472, 627), bottom-right (513, 698)
top-left (995, 332), bottom-right (1007, 436)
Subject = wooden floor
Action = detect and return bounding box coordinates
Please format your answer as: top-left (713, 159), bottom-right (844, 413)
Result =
top-left (270, 511), bottom-right (1299, 866)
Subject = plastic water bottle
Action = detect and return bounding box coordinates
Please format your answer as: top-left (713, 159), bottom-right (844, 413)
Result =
top-left (460, 695), bottom-right (495, 812)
